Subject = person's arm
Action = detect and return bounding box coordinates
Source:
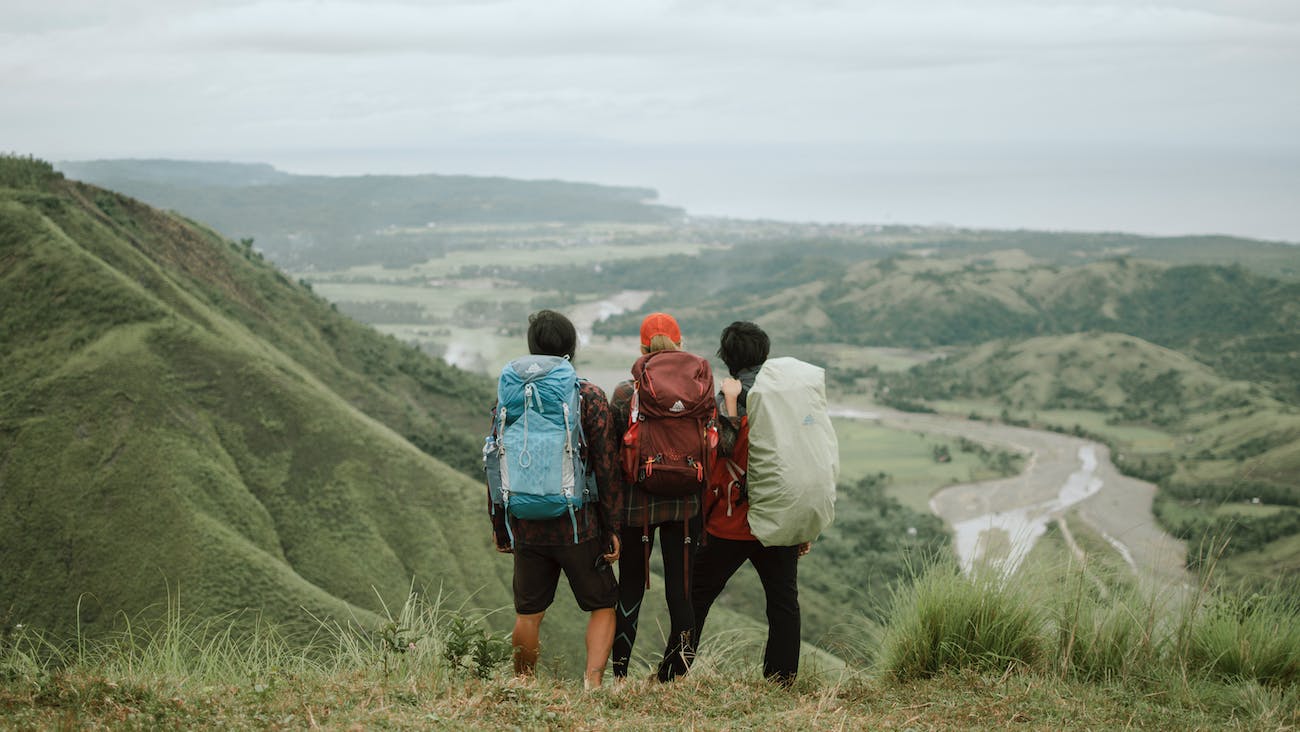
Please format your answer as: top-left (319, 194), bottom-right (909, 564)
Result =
top-left (722, 376), bottom-right (742, 418)
top-left (582, 383), bottom-right (620, 542)
top-left (716, 378), bottom-right (743, 456)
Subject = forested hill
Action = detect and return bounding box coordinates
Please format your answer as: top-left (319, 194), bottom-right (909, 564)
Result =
top-left (56, 158), bottom-right (685, 270)
top-left (0, 156), bottom-right (507, 641)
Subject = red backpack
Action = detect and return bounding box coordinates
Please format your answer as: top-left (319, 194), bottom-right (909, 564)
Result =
top-left (622, 350), bottom-right (718, 498)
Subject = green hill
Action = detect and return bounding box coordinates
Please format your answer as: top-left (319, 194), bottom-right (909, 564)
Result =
top-left (885, 332), bottom-right (1267, 418)
top-left (649, 255), bottom-right (1300, 405)
top-left (0, 157), bottom-right (517, 643)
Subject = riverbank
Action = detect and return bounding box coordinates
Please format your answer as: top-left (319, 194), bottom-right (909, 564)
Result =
top-left (834, 405), bottom-right (1187, 587)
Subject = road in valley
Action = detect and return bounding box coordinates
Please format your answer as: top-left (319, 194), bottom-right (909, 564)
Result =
top-left (831, 406), bottom-right (1188, 587)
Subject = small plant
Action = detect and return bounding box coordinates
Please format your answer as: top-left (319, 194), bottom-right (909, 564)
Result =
top-left (365, 588), bottom-right (511, 681)
top-left (378, 620), bottom-right (416, 678)
top-left (440, 613), bottom-right (511, 679)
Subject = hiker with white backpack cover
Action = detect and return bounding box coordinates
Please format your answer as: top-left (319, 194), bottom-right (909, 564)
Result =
top-left (674, 321), bottom-right (838, 686)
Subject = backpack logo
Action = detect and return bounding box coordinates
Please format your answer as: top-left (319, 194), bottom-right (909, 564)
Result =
top-left (525, 362), bottom-right (544, 375)
top-left (623, 350), bottom-right (716, 498)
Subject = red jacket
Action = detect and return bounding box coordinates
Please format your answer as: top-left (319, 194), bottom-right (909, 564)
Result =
top-left (703, 414), bottom-right (756, 541)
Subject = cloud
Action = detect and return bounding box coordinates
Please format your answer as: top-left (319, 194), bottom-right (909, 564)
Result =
top-left (3, 1), bottom-right (1297, 180)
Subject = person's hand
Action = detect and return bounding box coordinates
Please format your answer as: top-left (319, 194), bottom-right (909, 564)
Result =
top-left (603, 534), bottom-right (621, 564)
top-left (797, 542), bottom-right (812, 558)
top-left (721, 377), bottom-right (742, 399)
top-left (496, 543), bottom-right (513, 554)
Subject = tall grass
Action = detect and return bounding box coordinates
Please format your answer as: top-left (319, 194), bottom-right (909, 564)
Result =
top-left (1054, 558), bottom-right (1172, 684)
top-left (880, 562), bottom-right (1045, 678)
top-left (0, 587), bottom-right (511, 701)
top-left (1186, 591), bottom-right (1300, 687)
top-left (881, 548), bottom-right (1300, 693)
top-left (4, 568), bottom-right (1298, 728)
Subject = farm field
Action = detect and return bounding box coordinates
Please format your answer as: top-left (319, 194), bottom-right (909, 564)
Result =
top-left (832, 419), bottom-right (1008, 513)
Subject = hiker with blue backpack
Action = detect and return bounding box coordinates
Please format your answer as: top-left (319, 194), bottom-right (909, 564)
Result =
top-left (608, 312), bottom-right (717, 682)
top-left (671, 321), bottom-right (838, 686)
top-left (484, 310), bottom-right (623, 689)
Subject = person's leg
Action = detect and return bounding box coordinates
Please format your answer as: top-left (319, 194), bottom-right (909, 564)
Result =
top-left (751, 544), bottom-right (801, 685)
top-left (559, 536), bottom-right (621, 688)
top-left (512, 612), bottom-right (544, 676)
top-left (686, 535), bottom-right (751, 669)
top-left (511, 543), bottom-right (562, 677)
top-left (612, 524), bottom-right (653, 678)
top-left (585, 607), bottom-right (616, 688)
top-left (655, 521), bottom-right (695, 681)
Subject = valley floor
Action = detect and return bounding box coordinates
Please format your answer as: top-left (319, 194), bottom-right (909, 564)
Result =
top-left (840, 405), bottom-right (1188, 588)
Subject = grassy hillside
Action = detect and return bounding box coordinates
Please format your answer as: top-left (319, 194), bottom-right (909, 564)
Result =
top-left (0, 157), bottom-right (519, 646)
top-left (887, 332), bottom-right (1269, 421)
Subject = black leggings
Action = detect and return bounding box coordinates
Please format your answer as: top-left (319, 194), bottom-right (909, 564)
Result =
top-left (611, 521), bottom-right (695, 680)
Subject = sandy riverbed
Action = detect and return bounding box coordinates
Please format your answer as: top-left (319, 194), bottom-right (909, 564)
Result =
top-left (841, 406), bottom-right (1188, 587)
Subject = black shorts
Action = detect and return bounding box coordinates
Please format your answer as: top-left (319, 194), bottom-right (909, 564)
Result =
top-left (513, 538), bottom-right (618, 614)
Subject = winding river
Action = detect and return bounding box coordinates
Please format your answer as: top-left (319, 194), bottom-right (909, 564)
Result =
top-left (832, 406), bottom-right (1188, 586)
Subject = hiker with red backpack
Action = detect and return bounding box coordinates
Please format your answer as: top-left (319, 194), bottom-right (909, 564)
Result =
top-left (484, 310), bottom-right (623, 689)
top-left (672, 321), bottom-right (838, 686)
top-left (608, 312), bottom-right (717, 682)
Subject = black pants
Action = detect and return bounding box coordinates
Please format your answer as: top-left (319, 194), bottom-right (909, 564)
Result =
top-left (612, 521), bottom-right (695, 680)
top-left (674, 533), bottom-right (801, 684)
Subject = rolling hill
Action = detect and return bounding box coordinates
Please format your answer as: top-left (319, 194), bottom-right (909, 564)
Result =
top-left (1, 157), bottom-right (515, 643)
top-left (615, 254), bottom-right (1300, 405)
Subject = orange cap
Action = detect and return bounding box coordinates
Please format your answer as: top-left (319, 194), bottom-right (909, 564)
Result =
top-left (639, 312), bottom-right (682, 347)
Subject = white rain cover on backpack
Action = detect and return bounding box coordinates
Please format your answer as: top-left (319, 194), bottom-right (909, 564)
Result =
top-left (745, 357), bottom-right (838, 546)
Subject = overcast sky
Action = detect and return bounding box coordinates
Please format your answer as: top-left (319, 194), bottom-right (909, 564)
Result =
top-left (4, 0), bottom-right (1298, 240)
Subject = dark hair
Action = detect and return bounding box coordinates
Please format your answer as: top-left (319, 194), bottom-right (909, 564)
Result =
top-left (527, 309), bottom-right (577, 361)
top-left (717, 321), bottom-right (769, 376)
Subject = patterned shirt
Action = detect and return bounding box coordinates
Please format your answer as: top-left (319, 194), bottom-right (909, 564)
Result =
top-left (609, 379), bottom-right (701, 529)
top-left (489, 379), bottom-right (621, 547)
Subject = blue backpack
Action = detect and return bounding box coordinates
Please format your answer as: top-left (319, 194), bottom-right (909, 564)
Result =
top-left (484, 355), bottom-right (594, 545)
